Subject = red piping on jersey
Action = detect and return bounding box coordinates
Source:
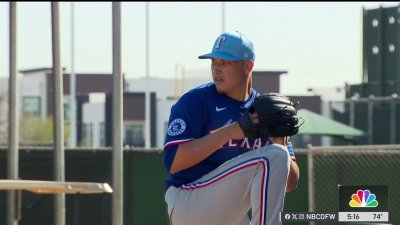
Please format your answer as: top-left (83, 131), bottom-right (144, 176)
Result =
top-left (179, 158), bottom-right (269, 225)
top-left (163, 139), bottom-right (194, 151)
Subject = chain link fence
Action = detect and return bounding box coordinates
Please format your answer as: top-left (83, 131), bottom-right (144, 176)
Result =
top-left (1, 145), bottom-right (399, 225)
top-left (307, 145), bottom-right (400, 225)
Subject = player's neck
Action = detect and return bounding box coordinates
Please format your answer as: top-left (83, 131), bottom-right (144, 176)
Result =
top-left (225, 82), bottom-right (252, 102)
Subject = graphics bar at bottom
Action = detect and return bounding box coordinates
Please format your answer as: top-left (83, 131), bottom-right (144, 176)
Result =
top-left (280, 212), bottom-right (337, 222)
top-left (338, 212), bottom-right (388, 222)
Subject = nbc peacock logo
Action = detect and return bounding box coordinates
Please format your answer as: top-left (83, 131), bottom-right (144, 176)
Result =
top-left (349, 189), bottom-right (378, 207)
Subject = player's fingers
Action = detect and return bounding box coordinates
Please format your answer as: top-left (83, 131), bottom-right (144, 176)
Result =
top-left (269, 136), bottom-right (285, 145)
top-left (251, 113), bottom-right (260, 124)
top-left (284, 136), bottom-right (289, 145)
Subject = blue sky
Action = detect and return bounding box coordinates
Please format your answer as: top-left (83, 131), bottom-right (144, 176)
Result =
top-left (1, 2), bottom-right (398, 95)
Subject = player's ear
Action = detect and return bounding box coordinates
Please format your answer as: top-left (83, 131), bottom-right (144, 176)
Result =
top-left (244, 60), bottom-right (254, 73)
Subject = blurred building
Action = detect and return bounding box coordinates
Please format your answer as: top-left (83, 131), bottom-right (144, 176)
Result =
top-left (336, 5), bottom-right (400, 144)
top-left (0, 67), bottom-right (330, 148)
top-left (3, 68), bottom-right (158, 148)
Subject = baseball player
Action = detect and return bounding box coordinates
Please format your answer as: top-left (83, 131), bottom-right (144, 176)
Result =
top-left (163, 31), bottom-right (300, 225)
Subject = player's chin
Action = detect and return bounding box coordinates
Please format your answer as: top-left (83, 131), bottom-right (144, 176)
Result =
top-left (214, 83), bottom-right (226, 94)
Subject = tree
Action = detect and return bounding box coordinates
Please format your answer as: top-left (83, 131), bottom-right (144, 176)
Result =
top-left (0, 90), bottom-right (7, 145)
top-left (19, 117), bottom-right (70, 146)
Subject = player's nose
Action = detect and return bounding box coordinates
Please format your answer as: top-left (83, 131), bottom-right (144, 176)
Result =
top-left (212, 68), bottom-right (223, 75)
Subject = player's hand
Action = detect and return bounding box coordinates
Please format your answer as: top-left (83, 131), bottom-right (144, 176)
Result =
top-left (239, 93), bottom-right (300, 139)
top-left (251, 113), bottom-right (288, 145)
top-left (253, 112), bottom-right (289, 145)
top-left (269, 136), bottom-right (289, 145)
top-left (251, 112), bottom-right (259, 124)
top-left (230, 122), bottom-right (245, 139)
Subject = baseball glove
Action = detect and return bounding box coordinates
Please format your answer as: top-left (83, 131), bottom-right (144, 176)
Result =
top-left (238, 93), bottom-right (300, 138)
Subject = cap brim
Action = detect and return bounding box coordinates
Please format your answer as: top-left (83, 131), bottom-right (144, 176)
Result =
top-left (198, 53), bottom-right (213, 59)
top-left (198, 52), bottom-right (241, 61)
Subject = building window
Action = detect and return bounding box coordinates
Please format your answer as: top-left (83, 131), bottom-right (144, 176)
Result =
top-left (22, 96), bottom-right (41, 117)
top-left (64, 101), bottom-right (70, 121)
top-left (82, 123), bottom-right (93, 147)
top-left (100, 122), bottom-right (105, 147)
top-left (124, 123), bottom-right (144, 147)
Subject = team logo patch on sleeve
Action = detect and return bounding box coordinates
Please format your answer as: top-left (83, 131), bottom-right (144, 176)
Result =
top-left (167, 118), bottom-right (186, 136)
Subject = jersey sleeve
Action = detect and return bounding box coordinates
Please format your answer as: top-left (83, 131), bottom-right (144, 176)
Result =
top-left (163, 92), bottom-right (207, 172)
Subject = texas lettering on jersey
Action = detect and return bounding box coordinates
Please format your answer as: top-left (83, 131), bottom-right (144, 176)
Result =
top-left (219, 137), bottom-right (269, 150)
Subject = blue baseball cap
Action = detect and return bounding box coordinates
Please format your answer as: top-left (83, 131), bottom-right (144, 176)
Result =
top-left (198, 31), bottom-right (255, 61)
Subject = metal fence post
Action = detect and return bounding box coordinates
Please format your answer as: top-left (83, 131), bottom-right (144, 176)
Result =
top-left (307, 144), bottom-right (315, 225)
top-left (349, 99), bottom-right (355, 127)
top-left (367, 101), bottom-right (373, 144)
top-left (7, 2), bottom-right (19, 225)
top-left (390, 100), bottom-right (396, 144)
top-left (112, 3), bottom-right (123, 225)
top-left (51, 2), bottom-right (65, 225)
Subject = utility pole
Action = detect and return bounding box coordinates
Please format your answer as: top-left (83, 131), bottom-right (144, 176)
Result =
top-left (7, 2), bottom-right (19, 225)
top-left (51, 2), bottom-right (66, 225)
top-left (69, 2), bottom-right (77, 147)
top-left (145, 2), bottom-right (151, 149)
top-left (112, 2), bottom-right (123, 225)
top-left (221, 2), bottom-right (226, 32)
